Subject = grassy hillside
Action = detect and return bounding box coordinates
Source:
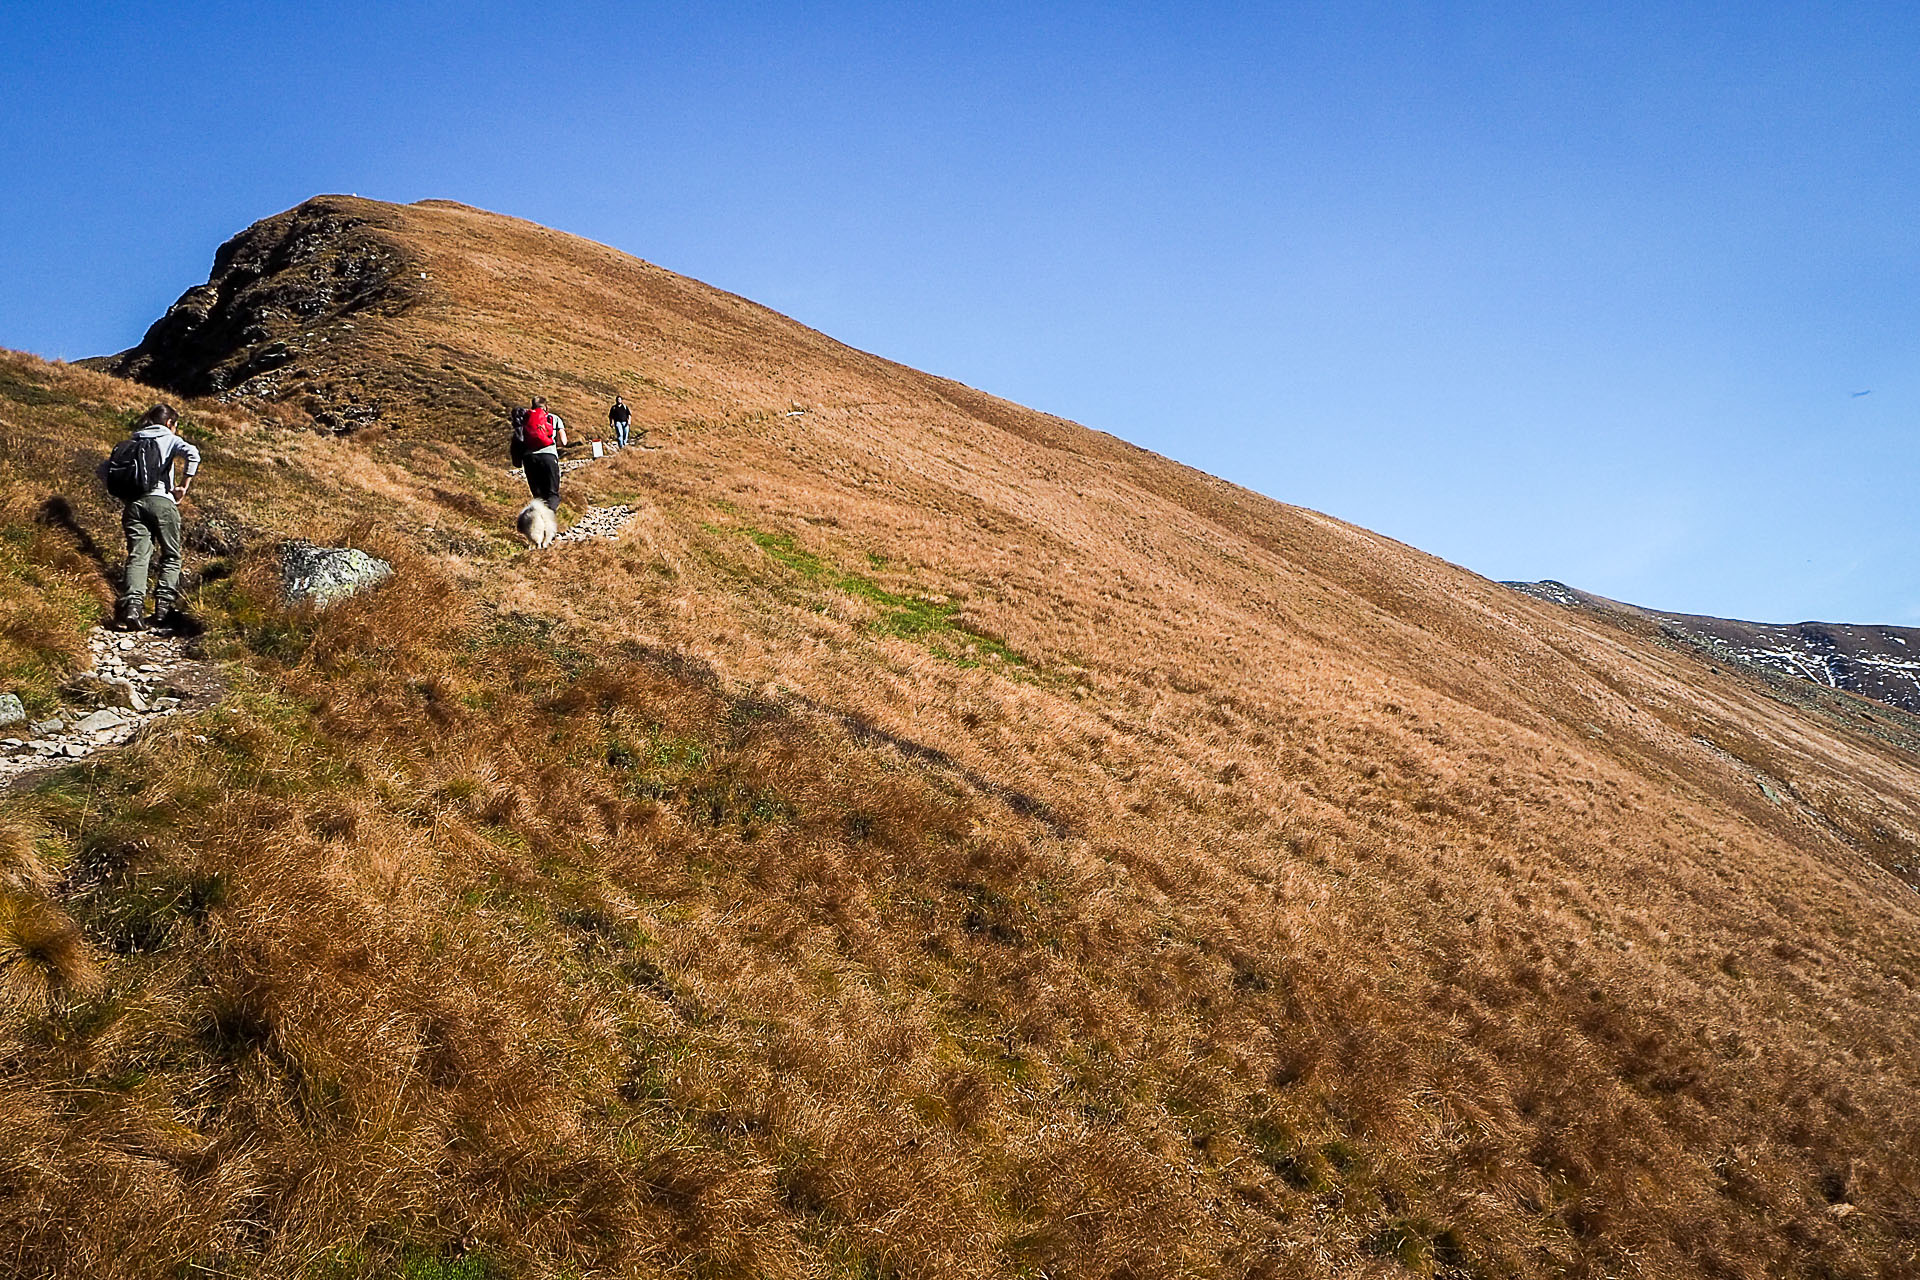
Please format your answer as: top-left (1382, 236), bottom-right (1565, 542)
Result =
top-left (3, 197), bottom-right (1919, 1279)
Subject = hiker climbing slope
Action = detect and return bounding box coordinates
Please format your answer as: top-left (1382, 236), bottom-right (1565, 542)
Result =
top-left (521, 396), bottom-right (567, 508)
top-left (101, 403), bottom-right (200, 631)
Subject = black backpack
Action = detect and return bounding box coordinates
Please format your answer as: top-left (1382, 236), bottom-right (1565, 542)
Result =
top-left (100, 435), bottom-right (164, 501)
top-left (509, 407), bottom-right (530, 468)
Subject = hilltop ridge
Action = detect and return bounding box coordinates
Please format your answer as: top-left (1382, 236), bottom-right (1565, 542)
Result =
top-left (1506, 579), bottom-right (1920, 717)
top-left (3, 196), bottom-right (1918, 1279)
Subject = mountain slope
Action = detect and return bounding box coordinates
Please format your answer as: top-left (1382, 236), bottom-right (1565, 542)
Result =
top-left (1507, 579), bottom-right (1920, 716)
top-left (2, 195), bottom-right (1917, 1279)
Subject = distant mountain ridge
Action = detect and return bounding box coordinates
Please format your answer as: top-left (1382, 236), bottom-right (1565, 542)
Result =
top-left (1504, 579), bottom-right (1920, 714)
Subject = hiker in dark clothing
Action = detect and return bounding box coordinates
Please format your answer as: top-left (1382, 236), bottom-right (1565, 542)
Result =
top-left (609, 396), bottom-right (631, 449)
top-left (522, 396), bottom-right (567, 507)
top-left (105, 404), bottom-right (201, 631)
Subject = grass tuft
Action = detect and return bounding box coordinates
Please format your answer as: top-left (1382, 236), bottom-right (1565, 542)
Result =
top-left (0, 889), bottom-right (102, 1013)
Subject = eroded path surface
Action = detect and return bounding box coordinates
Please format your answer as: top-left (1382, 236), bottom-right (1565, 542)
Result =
top-left (1, 626), bottom-right (226, 789)
top-left (555, 504), bottom-right (638, 544)
top-left (509, 448), bottom-right (643, 546)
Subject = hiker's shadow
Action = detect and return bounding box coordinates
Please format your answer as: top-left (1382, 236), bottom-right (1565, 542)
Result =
top-left (36, 496), bottom-right (109, 573)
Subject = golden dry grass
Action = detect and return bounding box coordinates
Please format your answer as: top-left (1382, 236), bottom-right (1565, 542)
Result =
top-left (0, 197), bottom-right (1916, 1277)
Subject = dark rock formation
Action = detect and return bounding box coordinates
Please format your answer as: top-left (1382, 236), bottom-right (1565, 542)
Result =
top-left (106, 196), bottom-right (420, 430)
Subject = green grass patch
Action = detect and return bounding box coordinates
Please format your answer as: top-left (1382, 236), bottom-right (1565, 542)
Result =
top-left (711, 524), bottom-right (1031, 674)
top-left (1363, 1216), bottom-right (1472, 1274)
top-left (400, 1252), bottom-right (497, 1280)
top-left (1247, 1118), bottom-right (1333, 1192)
top-left (604, 728), bottom-right (710, 799)
top-left (309, 1246), bottom-right (502, 1280)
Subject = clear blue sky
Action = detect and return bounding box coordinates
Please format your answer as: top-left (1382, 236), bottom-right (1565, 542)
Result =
top-left (5, 2), bottom-right (1916, 624)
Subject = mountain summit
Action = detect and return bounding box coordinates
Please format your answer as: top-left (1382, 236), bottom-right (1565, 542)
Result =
top-left (5, 195), bottom-right (1918, 1278)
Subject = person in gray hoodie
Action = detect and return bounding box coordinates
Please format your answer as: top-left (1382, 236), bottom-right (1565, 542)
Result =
top-left (113, 403), bottom-right (201, 631)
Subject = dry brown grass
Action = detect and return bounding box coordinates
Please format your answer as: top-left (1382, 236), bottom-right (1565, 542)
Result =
top-left (0, 197), bottom-right (1917, 1277)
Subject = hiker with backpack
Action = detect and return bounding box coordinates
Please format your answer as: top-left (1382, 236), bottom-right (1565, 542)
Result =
top-left (609, 396), bottom-right (631, 449)
top-left (101, 403), bottom-right (201, 631)
top-left (516, 396), bottom-right (567, 508)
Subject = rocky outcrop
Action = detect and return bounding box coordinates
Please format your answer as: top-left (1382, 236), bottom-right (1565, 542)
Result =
top-left (105, 196), bottom-right (420, 430)
top-left (1653, 614), bottom-right (1920, 715)
top-left (280, 542), bottom-right (392, 607)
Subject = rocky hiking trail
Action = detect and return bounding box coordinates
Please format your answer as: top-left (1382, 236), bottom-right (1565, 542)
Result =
top-left (1, 625), bottom-right (225, 790)
top-left (2, 441), bottom-right (633, 789)
top-left (555, 503), bottom-right (636, 544)
top-left (517, 446), bottom-right (644, 544)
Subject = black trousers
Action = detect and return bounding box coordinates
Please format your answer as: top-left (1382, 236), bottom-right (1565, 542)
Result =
top-left (525, 452), bottom-right (561, 507)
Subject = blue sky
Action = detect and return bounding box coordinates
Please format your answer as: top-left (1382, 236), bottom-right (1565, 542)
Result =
top-left (4, 1), bottom-right (1916, 623)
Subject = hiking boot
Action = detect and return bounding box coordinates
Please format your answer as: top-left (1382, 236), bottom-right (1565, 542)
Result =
top-left (114, 599), bottom-right (145, 632)
top-left (151, 600), bottom-right (182, 632)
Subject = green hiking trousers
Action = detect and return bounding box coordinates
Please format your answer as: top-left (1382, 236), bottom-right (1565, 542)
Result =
top-left (121, 493), bottom-right (183, 609)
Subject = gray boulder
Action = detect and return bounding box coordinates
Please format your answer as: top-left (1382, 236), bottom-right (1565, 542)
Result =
top-left (72, 709), bottom-right (126, 734)
top-left (281, 542), bottom-right (393, 608)
top-left (0, 693), bottom-right (22, 728)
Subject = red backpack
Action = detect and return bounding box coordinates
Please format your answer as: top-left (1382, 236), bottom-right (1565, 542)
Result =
top-left (524, 407), bottom-right (554, 448)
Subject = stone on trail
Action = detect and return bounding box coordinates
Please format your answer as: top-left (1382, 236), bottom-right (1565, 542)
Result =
top-left (72, 709), bottom-right (126, 734)
top-left (97, 678), bottom-right (147, 711)
top-left (0, 693), bottom-right (23, 728)
top-left (281, 542), bottom-right (393, 608)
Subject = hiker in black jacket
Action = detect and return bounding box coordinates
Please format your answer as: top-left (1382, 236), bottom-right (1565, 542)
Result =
top-left (609, 396), bottom-right (631, 449)
top-left (107, 404), bottom-right (201, 631)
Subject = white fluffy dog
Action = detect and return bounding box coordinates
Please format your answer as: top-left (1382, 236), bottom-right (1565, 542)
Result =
top-left (517, 499), bottom-right (558, 549)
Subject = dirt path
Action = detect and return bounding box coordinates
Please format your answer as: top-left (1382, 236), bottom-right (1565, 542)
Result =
top-left (511, 444), bottom-right (644, 545)
top-left (555, 504), bottom-right (638, 544)
top-left (1, 626), bottom-right (226, 790)
top-left (9, 441), bottom-right (637, 790)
